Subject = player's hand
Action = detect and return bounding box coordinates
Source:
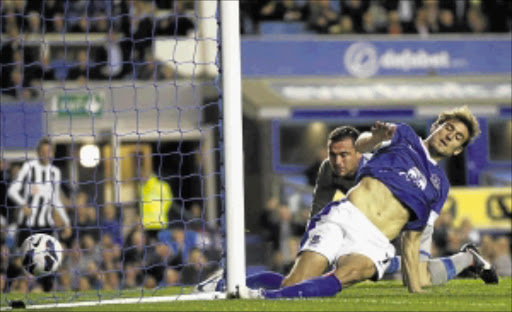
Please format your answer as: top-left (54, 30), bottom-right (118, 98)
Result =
top-left (61, 227), bottom-right (72, 239)
top-left (23, 206), bottom-right (31, 217)
top-left (371, 121), bottom-right (395, 141)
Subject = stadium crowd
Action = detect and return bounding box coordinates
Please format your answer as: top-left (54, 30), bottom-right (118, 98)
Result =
top-left (241, 0), bottom-right (511, 35)
top-left (0, 0), bottom-right (195, 99)
top-left (0, 158), bottom-right (222, 293)
top-left (1, 0), bottom-right (512, 100)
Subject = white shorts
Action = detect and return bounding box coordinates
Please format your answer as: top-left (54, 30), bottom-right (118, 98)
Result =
top-left (300, 199), bottom-right (395, 280)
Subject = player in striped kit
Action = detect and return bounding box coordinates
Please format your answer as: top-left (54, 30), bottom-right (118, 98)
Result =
top-left (7, 137), bottom-right (71, 291)
top-left (8, 138), bottom-right (72, 246)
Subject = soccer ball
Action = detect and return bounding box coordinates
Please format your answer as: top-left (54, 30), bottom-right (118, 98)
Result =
top-left (21, 234), bottom-right (63, 276)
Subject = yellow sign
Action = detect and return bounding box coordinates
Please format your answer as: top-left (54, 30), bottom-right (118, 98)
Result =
top-left (444, 187), bottom-right (512, 230)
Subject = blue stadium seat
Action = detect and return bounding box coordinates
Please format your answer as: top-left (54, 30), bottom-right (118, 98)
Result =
top-left (260, 21), bottom-right (308, 35)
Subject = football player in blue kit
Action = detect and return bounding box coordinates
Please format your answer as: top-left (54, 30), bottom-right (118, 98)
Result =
top-left (195, 106), bottom-right (497, 297)
top-left (244, 105), bottom-right (494, 298)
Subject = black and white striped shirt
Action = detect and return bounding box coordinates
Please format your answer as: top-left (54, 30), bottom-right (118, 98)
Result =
top-left (7, 160), bottom-right (70, 228)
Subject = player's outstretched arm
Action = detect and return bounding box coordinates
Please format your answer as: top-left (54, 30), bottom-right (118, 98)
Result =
top-left (401, 230), bottom-right (424, 293)
top-left (355, 121), bottom-right (396, 153)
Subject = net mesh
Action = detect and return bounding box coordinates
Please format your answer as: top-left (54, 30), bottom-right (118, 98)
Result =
top-left (1, 0), bottom-right (222, 305)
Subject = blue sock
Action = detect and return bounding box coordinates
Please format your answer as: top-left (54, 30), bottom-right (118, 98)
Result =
top-left (385, 256), bottom-right (401, 274)
top-left (263, 274), bottom-right (342, 299)
top-left (246, 271), bottom-right (284, 290)
top-left (215, 271), bottom-right (285, 291)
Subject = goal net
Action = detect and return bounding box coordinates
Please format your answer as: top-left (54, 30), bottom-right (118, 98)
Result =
top-left (0, 0), bottom-right (245, 309)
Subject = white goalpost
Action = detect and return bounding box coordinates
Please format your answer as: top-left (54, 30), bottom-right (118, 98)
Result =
top-left (0, 0), bottom-right (246, 310)
top-left (220, 0), bottom-right (248, 299)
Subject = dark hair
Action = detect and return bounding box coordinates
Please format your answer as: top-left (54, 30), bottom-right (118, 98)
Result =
top-left (37, 137), bottom-right (52, 152)
top-left (328, 126), bottom-right (360, 144)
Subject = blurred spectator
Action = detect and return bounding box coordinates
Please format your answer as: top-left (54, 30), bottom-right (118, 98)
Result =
top-left (128, 1), bottom-right (155, 62)
top-left (78, 234), bottom-right (102, 271)
top-left (360, 9), bottom-right (385, 34)
top-left (493, 236), bottom-right (512, 276)
top-left (137, 155), bottom-right (173, 242)
top-left (432, 210), bottom-right (453, 256)
top-left (329, 15), bottom-right (355, 34)
top-left (305, 0), bottom-right (339, 34)
top-left (100, 234), bottom-right (122, 272)
top-left (381, 0), bottom-right (419, 32)
top-left (41, 0), bottom-right (65, 32)
top-left (413, 8), bottom-right (431, 37)
top-left (3, 66), bottom-right (28, 99)
top-left (258, 0), bottom-right (306, 22)
top-left (58, 270), bottom-right (72, 291)
top-left (50, 13), bottom-right (66, 33)
top-left (156, 1), bottom-right (195, 36)
top-left (73, 191), bottom-right (100, 243)
top-left (422, 0), bottom-right (441, 33)
top-left (160, 267), bottom-right (180, 286)
top-left (122, 227), bottom-right (148, 288)
top-left (0, 160), bottom-right (10, 235)
top-left (438, 9), bottom-right (457, 33)
top-left (93, 14), bottom-right (110, 33)
top-left (101, 204), bottom-right (123, 246)
top-left (123, 228), bottom-right (148, 267)
top-left (102, 271), bottom-right (120, 291)
top-left (25, 11), bottom-right (42, 35)
top-left (11, 0), bottom-right (26, 31)
top-left (180, 248), bottom-right (218, 285)
top-left (0, 274), bottom-right (5, 293)
top-left (340, 0), bottom-right (370, 33)
top-left (466, 7), bottom-right (488, 33)
top-left (70, 14), bottom-right (92, 33)
top-left (458, 217), bottom-right (480, 245)
top-left (387, 10), bottom-right (403, 35)
top-left (68, 49), bottom-right (100, 80)
top-left (0, 244), bottom-right (9, 279)
top-left (259, 197), bottom-right (281, 251)
top-left (24, 48), bottom-right (54, 95)
top-left (136, 52), bottom-right (166, 80)
top-left (49, 49), bottom-right (70, 81)
top-left (145, 242), bottom-right (180, 284)
top-left (240, 0), bottom-right (266, 34)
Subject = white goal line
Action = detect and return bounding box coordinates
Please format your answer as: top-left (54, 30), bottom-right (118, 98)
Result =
top-left (0, 292), bottom-right (227, 311)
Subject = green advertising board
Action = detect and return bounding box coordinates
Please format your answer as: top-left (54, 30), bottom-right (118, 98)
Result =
top-left (53, 93), bottom-right (103, 116)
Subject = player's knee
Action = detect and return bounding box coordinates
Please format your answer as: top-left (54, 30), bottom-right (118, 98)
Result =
top-left (335, 256), bottom-right (376, 286)
top-left (334, 265), bottom-right (373, 285)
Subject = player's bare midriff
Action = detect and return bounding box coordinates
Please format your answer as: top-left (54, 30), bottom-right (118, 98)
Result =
top-left (346, 177), bottom-right (410, 240)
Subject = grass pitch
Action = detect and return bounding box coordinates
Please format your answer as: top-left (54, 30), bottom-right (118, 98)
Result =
top-left (1, 278), bottom-right (510, 311)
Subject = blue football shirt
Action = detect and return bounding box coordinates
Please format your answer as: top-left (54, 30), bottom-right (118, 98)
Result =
top-left (356, 123), bottom-right (449, 230)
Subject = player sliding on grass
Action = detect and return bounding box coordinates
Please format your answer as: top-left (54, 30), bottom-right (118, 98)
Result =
top-left (197, 106), bottom-right (497, 298)
top-left (303, 122), bottom-right (498, 289)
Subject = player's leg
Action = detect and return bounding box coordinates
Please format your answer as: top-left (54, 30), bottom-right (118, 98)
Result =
top-left (425, 244), bottom-right (498, 286)
top-left (281, 251), bottom-right (329, 287)
top-left (254, 253), bottom-right (375, 299)
top-left (196, 251), bottom-right (328, 295)
top-left (196, 270), bottom-right (286, 292)
top-left (246, 271), bottom-right (285, 290)
top-left (332, 253), bottom-right (377, 287)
